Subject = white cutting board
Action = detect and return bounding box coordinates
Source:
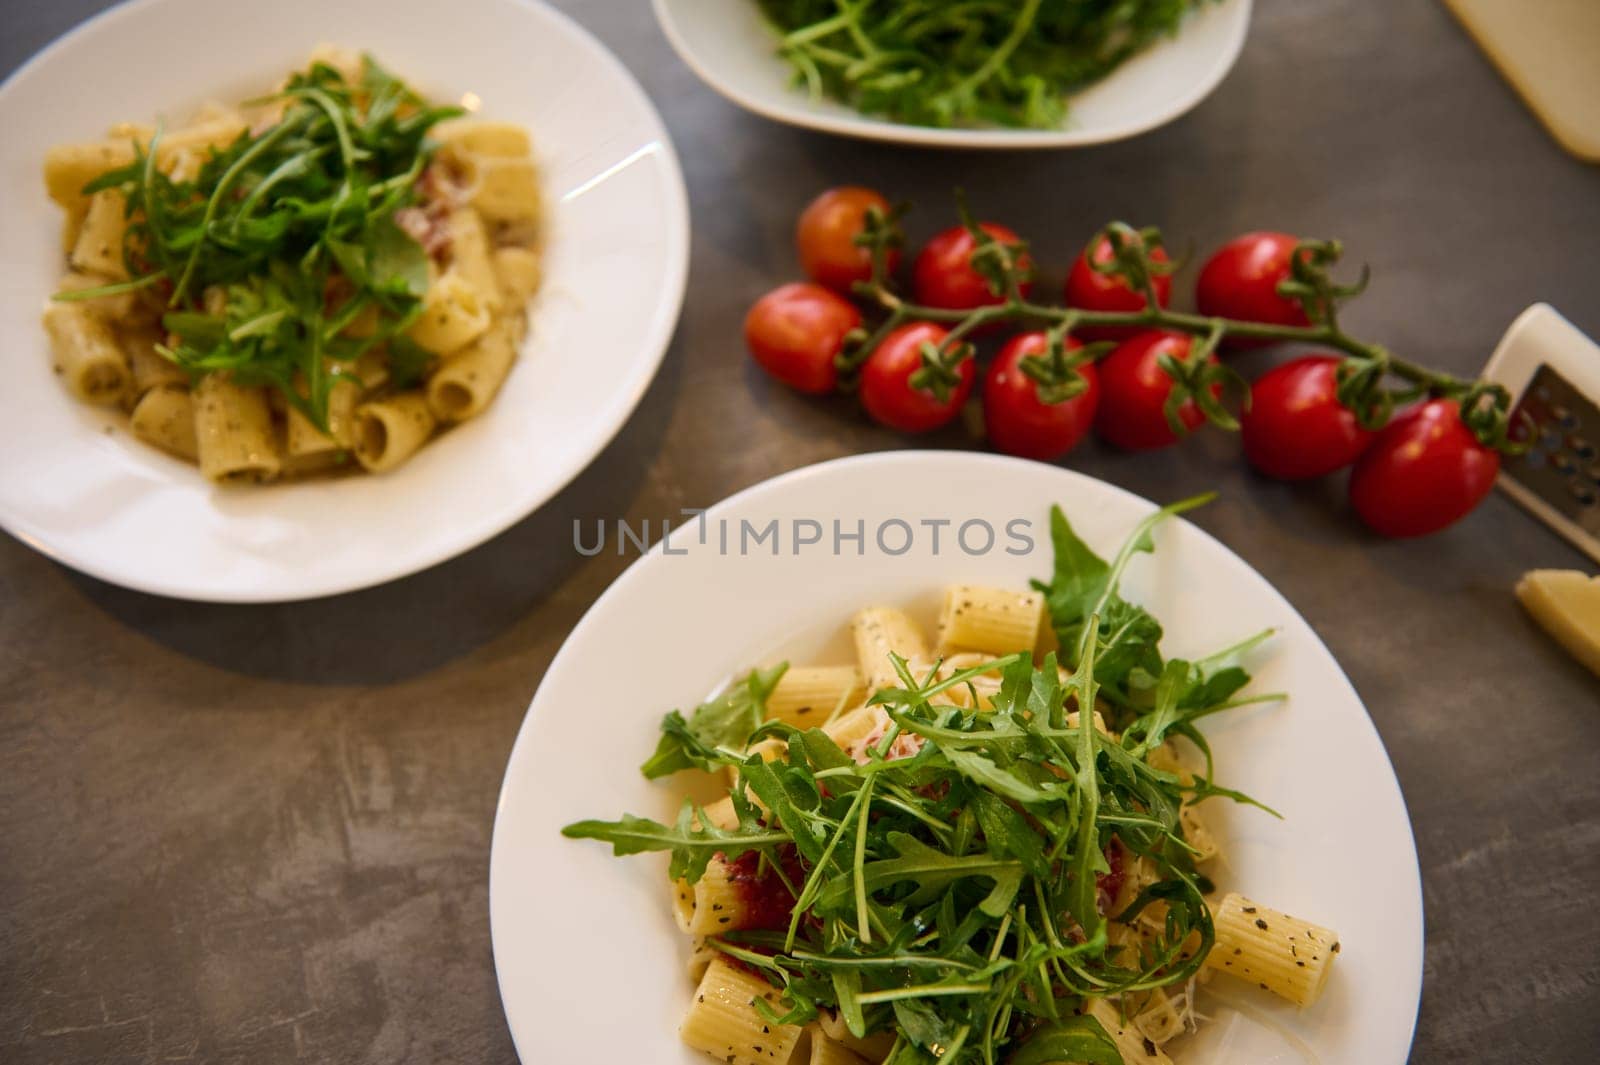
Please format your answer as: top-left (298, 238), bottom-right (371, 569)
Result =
top-left (1444, 0), bottom-right (1600, 161)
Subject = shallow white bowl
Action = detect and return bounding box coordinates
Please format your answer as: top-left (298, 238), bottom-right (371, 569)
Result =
top-left (490, 451), bottom-right (1422, 1064)
top-left (0, 0), bottom-right (688, 602)
top-left (653, 0), bottom-right (1252, 148)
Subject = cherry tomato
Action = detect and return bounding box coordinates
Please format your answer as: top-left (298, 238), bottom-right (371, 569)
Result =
top-left (860, 322), bottom-right (974, 433)
top-left (743, 282), bottom-right (861, 395)
top-left (1063, 237), bottom-right (1172, 341)
top-left (1349, 399), bottom-right (1500, 537)
top-left (796, 186), bottom-right (897, 293)
top-left (1195, 232), bottom-right (1310, 347)
top-left (983, 332), bottom-right (1100, 461)
top-left (912, 223), bottom-right (1033, 312)
top-left (1241, 356), bottom-right (1374, 480)
top-left (1094, 331), bottom-right (1211, 451)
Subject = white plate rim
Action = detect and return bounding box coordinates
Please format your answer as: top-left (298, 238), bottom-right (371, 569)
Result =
top-left (0, 0), bottom-right (690, 602)
top-left (650, 0), bottom-right (1253, 149)
top-left (488, 449), bottom-right (1424, 1064)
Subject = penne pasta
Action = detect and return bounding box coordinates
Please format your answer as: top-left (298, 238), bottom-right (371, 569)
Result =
top-left (1204, 893), bottom-right (1340, 1007)
top-left (765, 665), bottom-right (864, 728)
top-left (352, 392), bottom-right (436, 474)
top-left (128, 386), bottom-right (198, 461)
top-left (851, 606), bottom-right (929, 691)
top-left (407, 269), bottom-right (492, 355)
top-left (936, 584), bottom-right (1044, 657)
top-left (680, 959), bottom-right (808, 1065)
top-left (425, 316), bottom-right (519, 422)
top-left (42, 303), bottom-right (129, 405)
top-left (193, 373), bottom-right (282, 483)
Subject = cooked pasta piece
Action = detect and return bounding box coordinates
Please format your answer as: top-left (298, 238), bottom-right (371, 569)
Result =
top-left (43, 140), bottom-right (137, 208)
top-left (766, 665), bottom-right (864, 727)
top-left (69, 190), bottom-right (129, 279)
top-left (1204, 893), bottom-right (1340, 1007)
top-left (1084, 996), bottom-right (1174, 1064)
top-left (129, 386), bottom-right (198, 460)
top-left (285, 377), bottom-right (361, 457)
top-left (467, 157), bottom-right (541, 223)
top-left (1130, 989), bottom-right (1185, 1045)
top-left (193, 374), bottom-right (281, 483)
top-left (446, 208), bottom-right (501, 309)
top-left (936, 585), bottom-right (1044, 656)
top-left (434, 119), bottom-right (532, 158)
top-left (118, 328), bottom-right (188, 396)
top-left (816, 1011), bottom-right (896, 1063)
top-left (491, 246), bottom-right (542, 305)
top-left (681, 959), bottom-right (808, 1065)
top-left (672, 857), bottom-right (767, 935)
top-left (54, 271), bottom-right (137, 321)
top-left (42, 303), bottom-right (129, 405)
top-left (425, 316), bottom-right (518, 422)
top-left (407, 270), bottom-right (492, 355)
top-left (804, 1029), bottom-right (868, 1065)
top-left (1180, 799), bottom-right (1219, 863)
top-left (820, 706), bottom-right (886, 753)
top-left (851, 606), bottom-right (929, 691)
top-left (352, 392), bottom-right (436, 473)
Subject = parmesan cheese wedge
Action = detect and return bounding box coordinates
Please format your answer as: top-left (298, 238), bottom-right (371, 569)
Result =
top-left (1515, 570), bottom-right (1600, 679)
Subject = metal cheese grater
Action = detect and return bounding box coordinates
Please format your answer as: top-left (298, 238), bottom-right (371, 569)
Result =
top-left (1481, 304), bottom-right (1600, 563)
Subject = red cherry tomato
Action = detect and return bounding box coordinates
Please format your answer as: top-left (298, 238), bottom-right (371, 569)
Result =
top-left (796, 186), bottom-right (898, 293)
top-left (1063, 237), bottom-right (1172, 342)
top-left (983, 332), bottom-right (1100, 461)
top-left (1241, 356), bottom-right (1374, 480)
top-left (859, 322), bottom-right (974, 433)
top-left (1349, 399), bottom-right (1500, 537)
top-left (743, 282), bottom-right (861, 395)
top-left (912, 223), bottom-right (1033, 312)
top-left (1195, 232), bottom-right (1311, 348)
top-left (1094, 331), bottom-right (1211, 451)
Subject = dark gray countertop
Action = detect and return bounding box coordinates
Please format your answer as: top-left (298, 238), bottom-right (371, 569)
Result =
top-left (3, 1), bottom-right (1598, 1062)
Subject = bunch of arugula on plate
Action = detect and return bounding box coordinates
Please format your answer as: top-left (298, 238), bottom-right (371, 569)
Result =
top-left (565, 497), bottom-right (1279, 1064)
top-left (756, 0), bottom-right (1214, 129)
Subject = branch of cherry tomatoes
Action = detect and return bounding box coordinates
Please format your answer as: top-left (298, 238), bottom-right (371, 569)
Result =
top-left (745, 186), bottom-right (1526, 538)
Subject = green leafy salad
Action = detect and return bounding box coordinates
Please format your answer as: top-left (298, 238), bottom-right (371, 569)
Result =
top-left (754, 0), bottom-right (1215, 129)
top-left (563, 496), bottom-right (1330, 1065)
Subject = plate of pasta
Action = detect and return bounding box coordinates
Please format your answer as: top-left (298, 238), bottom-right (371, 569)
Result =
top-left (0, 0), bottom-right (687, 600)
top-left (490, 451), bottom-right (1423, 1065)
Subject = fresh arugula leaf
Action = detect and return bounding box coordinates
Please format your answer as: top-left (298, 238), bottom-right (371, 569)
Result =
top-left (1008, 1016), bottom-right (1123, 1065)
top-left (641, 663), bottom-right (788, 779)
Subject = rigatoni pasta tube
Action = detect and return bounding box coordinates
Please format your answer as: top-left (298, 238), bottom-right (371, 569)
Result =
top-left (118, 329), bottom-right (189, 396)
top-left (42, 303), bottom-right (129, 405)
top-left (426, 317), bottom-right (518, 422)
top-left (193, 374), bottom-right (282, 483)
top-left (70, 190), bottom-right (130, 279)
top-left (937, 585), bottom-right (1044, 656)
top-left (446, 208), bottom-right (501, 308)
top-left (129, 386), bottom-right (198, 460)
top-left (352, 392), bottom-right (436, 473)
top-left (1084, 996), bottom-right (1174, 1064)
top-left (766, 666), bottom-right (864, 727)
top-left (804, 1030), bottom-right (868, 1065)
top-left (816, 1011), bottom-right (897, 1062)
top-left (491, 246), bottom-right (542, 305)
top-left (468, 157), bottom-right (540, 223)
top-left (434, 119), bottom-right (532, 157)
top-left (406, 270), bottom-right (491, 355)
top-left (852, 606), bottom-right (928, 692)
top-left (671, 855), bottom-right (783, 935)
top-left (681, 958), bottom-right (808, 1065)
top-left (55, 271), bottom-right (137, 321)
top-left (1204, 892), bottom-right (1340, 1007)
top-left (285, 377), bottom-right (361, 456)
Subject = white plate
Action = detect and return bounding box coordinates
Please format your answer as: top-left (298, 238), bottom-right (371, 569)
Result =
top-left (0, 0), bottom-right (688, 602)
top-left (653, 0), bottom-right (1251, 149)
top-left (490, 452), bottom-right (1423, 1064)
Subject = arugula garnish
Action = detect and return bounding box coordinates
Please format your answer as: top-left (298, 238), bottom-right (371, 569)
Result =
top-left (641, 663), bottom-right (789, 779)
top-left (564, 498), bottom-right (1281, 1064)
top-left (58, 55), bottom-right (461, 430)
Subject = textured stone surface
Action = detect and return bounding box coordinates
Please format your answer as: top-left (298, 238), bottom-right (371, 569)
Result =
top-left (3, 1), bottom-right (1599, 1062)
